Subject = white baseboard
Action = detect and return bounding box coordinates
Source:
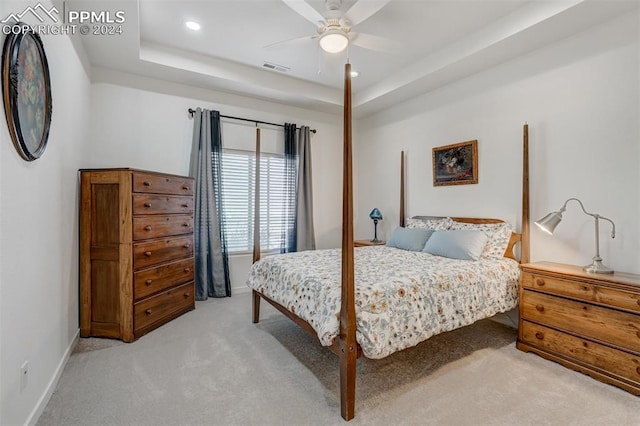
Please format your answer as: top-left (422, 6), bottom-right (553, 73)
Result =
top-left (232, 285), bottom-right (251, 295)
top-left (26, 329), bottom-right (79, 426)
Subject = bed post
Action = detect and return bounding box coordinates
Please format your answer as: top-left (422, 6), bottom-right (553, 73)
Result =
top-left (400, 150), bottom-right (405, 227)
top-left (252, 128), bottom-right (261, 324)
top-left (521, 124), bottom-right (530, 263)
top-left (338, 62), bottom-right (357, 421)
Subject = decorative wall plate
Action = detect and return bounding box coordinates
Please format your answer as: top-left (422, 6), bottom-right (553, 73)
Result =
top-left (2, 22), bottom-right (52, 161)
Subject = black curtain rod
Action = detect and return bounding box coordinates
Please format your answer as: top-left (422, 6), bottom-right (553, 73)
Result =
top-left (188, 108), bottom-right (316, 134)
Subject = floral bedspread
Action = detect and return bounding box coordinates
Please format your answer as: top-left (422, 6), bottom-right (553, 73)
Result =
top-left (246, 246), bottom-right (519, 359)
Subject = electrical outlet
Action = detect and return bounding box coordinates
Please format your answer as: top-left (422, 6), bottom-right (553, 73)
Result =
top-left (20, 361), bottom-right (28, 392)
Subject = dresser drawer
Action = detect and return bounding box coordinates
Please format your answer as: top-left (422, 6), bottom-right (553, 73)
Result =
top-left (133, 215), bottom-right (193, 240)
top-left (133, 194), bottom-right (193, 215)
top-left (133, 172), bottom-right (193, 196)
top-left (522, 272), bottom-right (640, 314)
top-left (522, 321), bottom-right (640, 385)
top-left (133, 236), bottom-right (193, 270)
top-left (134, 257), bottom-right (194, 301)
top-left (522, 290), bottom-right (640, 353)
top-left (134, 282), bottom-right (194, 334)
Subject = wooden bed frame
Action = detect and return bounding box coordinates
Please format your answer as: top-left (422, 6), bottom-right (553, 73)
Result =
top-left (251, 63), bottom-right (530, 421)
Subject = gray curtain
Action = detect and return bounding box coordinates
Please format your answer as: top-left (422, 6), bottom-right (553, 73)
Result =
top-left (282, 123), bottom-right (298, 253)
top-left (296, 126), bottom-right (315, 251)
top-left (189, 108), bottom-right (231, 299)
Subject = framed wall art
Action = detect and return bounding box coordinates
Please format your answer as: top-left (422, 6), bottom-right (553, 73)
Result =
top-left (432, 139), bottom-right (478, 186)
top-left (2, 22), bottom-right (52, 161)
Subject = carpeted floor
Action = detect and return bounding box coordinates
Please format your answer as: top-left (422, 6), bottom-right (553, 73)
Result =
top-left (38, 292), bottom-right (639, 425)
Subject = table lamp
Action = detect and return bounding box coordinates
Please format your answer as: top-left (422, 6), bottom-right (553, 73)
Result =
top-left (534, 198), bottom-right (616, 274)
top-left (369, 208), bottom-right (383, 242)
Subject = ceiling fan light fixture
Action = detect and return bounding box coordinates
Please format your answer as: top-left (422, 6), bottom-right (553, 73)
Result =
top-left (319, 29), bottom-right (349, 53)
top-left (185, 21), bottom-right (201, 31)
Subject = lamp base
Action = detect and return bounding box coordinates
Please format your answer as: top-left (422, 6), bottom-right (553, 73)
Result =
top-left (583, 258), bottom-right (614, 274)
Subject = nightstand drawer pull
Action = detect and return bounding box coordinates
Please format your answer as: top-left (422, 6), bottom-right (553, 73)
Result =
top-left (144, 225), bottom-right (152, 231)
top-left (184, 292), bottom-right (190, 298)
top-left (535, 278), bottom-right (545, 286)
top-left (144, 203), bottom-right (152, 208)
top-left (143, 181), bottom-right (151, 187)
top-left (184, 268), bottom-right (190, 273)
top-left (144, 251), bottom-right (152, 257)
top-left (535, 304), bottom-right (545, 312)
top-left (535, 332), bottom-right (544, 340)
top-left (183, 184), bottom-right (190, 190)
top-left (183, 243), bottom-right (191, 249)
top-left (145, 279), bottom-right (152, 286)
top-left (145, 309), bottom-right (153, 315)
top-left (181, 203), bottom-right (189, 208)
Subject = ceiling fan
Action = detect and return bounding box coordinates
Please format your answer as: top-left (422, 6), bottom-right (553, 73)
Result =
top-left (269, 0), bottom-right (399, 54)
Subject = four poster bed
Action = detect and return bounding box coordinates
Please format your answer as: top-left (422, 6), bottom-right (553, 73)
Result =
top-left (248, 64), bottom-right (530, 421)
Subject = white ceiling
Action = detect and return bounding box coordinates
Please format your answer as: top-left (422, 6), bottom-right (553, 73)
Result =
top-left (73, 0), bottom-right (638, 116)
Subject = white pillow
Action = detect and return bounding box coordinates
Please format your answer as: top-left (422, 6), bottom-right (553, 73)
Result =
top-left (405, 217), bottom-right (453, 231)
top-left (449, 221), bottom-right (513, 259)
top-left (423, 230), bottom-right (489, 261)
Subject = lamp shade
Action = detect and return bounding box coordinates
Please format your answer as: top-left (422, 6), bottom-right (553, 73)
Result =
top-left (319, 29), bottom-right (349, 53)
top-left (534, 211), bottom-right (563, 235)
top-left (369, 208), bottom-right (383, 221)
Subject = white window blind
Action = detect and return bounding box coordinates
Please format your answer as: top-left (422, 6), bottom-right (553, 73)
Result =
top-left (220, 149), bottom-right (295, 253)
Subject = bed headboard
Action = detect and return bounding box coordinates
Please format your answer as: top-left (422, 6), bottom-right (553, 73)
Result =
top-left (411, 215), bottom-right (522, 262)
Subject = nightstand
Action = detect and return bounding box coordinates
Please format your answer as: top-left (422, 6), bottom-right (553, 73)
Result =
top-left (517, 261), bottom-right (640, 396)
top-left (354, 240), bottom-right (386, 247)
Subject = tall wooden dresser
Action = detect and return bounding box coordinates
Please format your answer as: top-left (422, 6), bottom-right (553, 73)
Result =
top-left (79, 168), bottom-right (196, 342)
top-left (517, 262), bottom-right (640, 395)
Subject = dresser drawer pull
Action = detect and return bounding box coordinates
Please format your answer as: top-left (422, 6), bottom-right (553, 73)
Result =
top-left (535, 304), bottom-right (545, 312)
top-left (183, 223), bottom-right (190, 227)
top-left (183, 243), bottom-right (191, 249)
top-left (535, 278), bottom-right (545, 286)
top-left (184, 268), bottom-right (190, 273)
top-left (145, 309), bottom-right (153, 315)
top-left (144, 225), bottom-right (152, 231)
top-left (184, 292), bottom-right (190, 298)
top-left (535, 332), bottom-right (544, 340)
top-left (181, 203), bottom-right (189, 208)
top-left (144, 251), bottom-right (152, 257)
top-left (144, 202), bottom-right (152, 208)
top-left (182, 184), bottom-right (190, 190)
top-left (145, 279), bottom-right (153, 286)
top-left (143, 181), bottom-right (151, 187)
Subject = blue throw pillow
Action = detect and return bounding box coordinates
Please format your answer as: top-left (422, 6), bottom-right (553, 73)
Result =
top-left (423, 230), bottom-right (489, 260)
top-left (386, 227), bottom-right (434, 252)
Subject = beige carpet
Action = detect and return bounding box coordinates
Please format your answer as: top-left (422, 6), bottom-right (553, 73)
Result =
top-left (38, 292), bottom-right (639, 425)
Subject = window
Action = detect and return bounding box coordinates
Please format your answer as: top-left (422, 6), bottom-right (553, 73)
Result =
top-left (220, 149), bottom-right (295, 253)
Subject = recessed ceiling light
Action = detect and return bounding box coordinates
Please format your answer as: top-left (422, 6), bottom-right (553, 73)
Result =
top-left (350, 70), bottom-right (359, 78)
top-left (185, 21), bottom-right (201, 31)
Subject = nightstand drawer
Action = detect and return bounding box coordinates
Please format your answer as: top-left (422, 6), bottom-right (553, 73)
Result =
top-left (522, 321), bottom-right (640, 385)
top-left (521, 290), bottom-right (640, 353)
top-left (522, 272), bottom-right (640, 314)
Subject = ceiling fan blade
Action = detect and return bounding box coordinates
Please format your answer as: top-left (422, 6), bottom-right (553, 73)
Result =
top-left (344, 0), bottom-right (391, 26)
top-left (264, 34), bottom-right (317, 50)
top-left (282, 0), bottom-right (326, 26)
top-left (350, 32), bottom-right (401, 53)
